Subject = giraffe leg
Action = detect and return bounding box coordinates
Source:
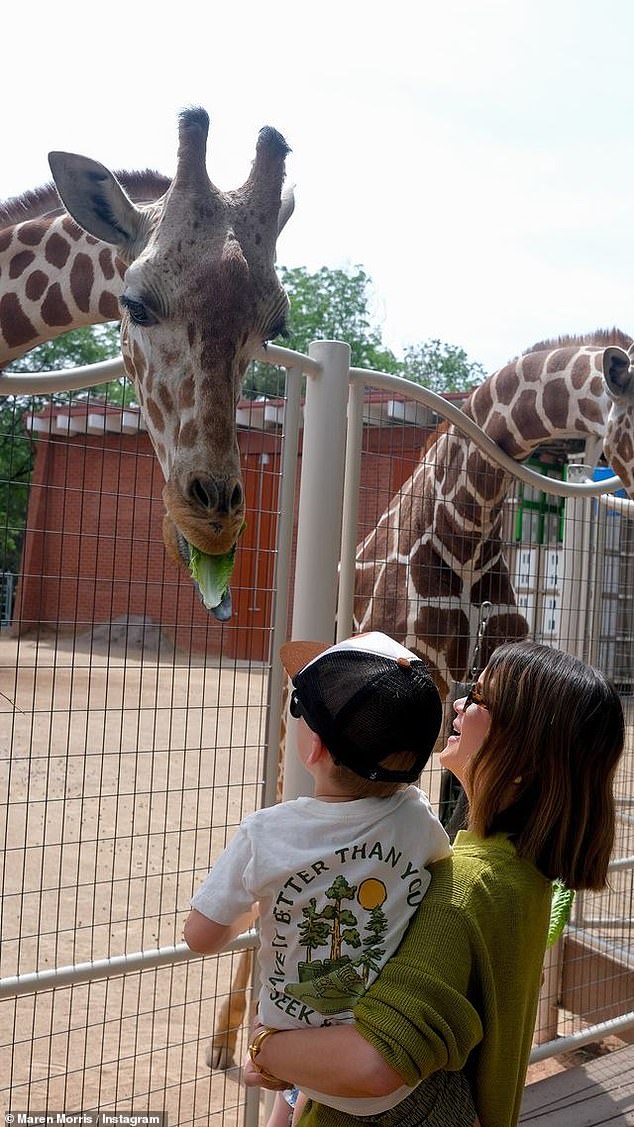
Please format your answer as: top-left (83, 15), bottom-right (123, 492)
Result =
top-left (206, 946), bottom-right (255, 1070)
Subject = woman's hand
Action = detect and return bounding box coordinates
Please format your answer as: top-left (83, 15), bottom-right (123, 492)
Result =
top-left (243, 1054), bottom-right (288, 1091)
top-left (244, 1023), bottom-right (291, 1091)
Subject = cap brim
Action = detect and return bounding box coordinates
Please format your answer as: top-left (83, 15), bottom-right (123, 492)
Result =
top-left (280, 639), bottom-right (330, 679)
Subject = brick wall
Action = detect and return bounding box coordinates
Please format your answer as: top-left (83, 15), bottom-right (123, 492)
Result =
top-left (12, 405), bottom-right (431, 660)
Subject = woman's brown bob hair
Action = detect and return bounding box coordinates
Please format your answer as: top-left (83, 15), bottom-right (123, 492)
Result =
top-left (467, 642), bottom-right (624, 890)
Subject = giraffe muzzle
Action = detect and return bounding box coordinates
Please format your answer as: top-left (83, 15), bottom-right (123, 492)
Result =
top-left (188, 475), bottom-right (244, 519)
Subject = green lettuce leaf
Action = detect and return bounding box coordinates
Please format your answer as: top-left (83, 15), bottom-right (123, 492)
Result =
top-left (188, 524), bottom-right (245, 612)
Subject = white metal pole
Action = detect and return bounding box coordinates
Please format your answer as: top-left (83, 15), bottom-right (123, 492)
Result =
top-left (282, 340), bottom-right (351, 800)
top-left (337, 377), bottom-right (365, 641)
top-left (559, 464), bottom-right (593, 660)
top-left (262, 367), bottom-right (303, 809)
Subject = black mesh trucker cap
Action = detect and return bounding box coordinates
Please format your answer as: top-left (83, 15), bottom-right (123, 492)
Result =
top-left (280, 632), bottom-right (442, 783)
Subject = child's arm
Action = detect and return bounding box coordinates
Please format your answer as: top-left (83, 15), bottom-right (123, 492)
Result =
top-left (183, 907), bottom-right (255, 955)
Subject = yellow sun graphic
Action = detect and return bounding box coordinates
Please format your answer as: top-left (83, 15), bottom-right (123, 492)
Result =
top-left (357, 878), bottom-right (387, 910)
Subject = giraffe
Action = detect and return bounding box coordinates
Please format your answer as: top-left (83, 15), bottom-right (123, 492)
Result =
top-left (0, 107), bottom-right (294, 616)
top-left (354, 334), bottom-right (634, 693)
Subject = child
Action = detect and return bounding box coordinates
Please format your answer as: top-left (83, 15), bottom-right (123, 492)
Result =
top-left (184, 632), bottom-right (465, 1125)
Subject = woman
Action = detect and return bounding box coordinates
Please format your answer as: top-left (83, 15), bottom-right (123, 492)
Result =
top-left (244, 642), bottom-right (625, 1127)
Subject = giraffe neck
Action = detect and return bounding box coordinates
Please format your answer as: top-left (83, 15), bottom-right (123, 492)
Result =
top-left (0, 213), bottom-right (125, 365)
top-left (0, 171), bottom-right (169, 368)
top-left (464, 345), bottom-right (610, 459)
top-left (421, 345), bottom-right (612, 601)
top-left (354, 345), bottom-right (613, 692)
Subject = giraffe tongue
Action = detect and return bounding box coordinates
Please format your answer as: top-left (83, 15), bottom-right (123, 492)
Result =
top-left (210, 585), bottom-right (233, 622)
top-left (189, 544), bottom-right (237, 619)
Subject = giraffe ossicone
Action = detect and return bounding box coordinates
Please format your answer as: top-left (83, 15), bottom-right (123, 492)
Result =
top-left (1, 107), bottom-right (294, 619)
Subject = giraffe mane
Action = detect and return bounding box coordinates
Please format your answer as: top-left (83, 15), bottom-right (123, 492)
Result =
top-left (0, 169), bottom-right (171, 228)
top-left (420, 417), bottom-right (451, 457)
top-left (522, 326), bottom-right (633, 355)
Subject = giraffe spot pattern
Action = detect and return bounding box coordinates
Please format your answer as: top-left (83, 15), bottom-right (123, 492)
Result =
top-left (178, 376), bottom-right (196, 409)
top-left (494, 368), bottom-right (520, 405)
top-left (17, 221), bottom-right (47, 247)
top-left (62, 217), bottom-right (83, 241)
top-left (466, 448), bottom-right (506, 501)
top-left (509, 395), bottom-right (548, 444)
top-left (571, 354), bottom-right (591, 389)
top-left (0, 293), bottom-right (36, 347)
top-left (542, 378), bottom-right (570, 429)
top-left (179, 420), bottom-right (199, 448)
top-left (414, 605), bottom-right (470, 683)
top-left (45, 232), bottom-right (71, 269)
top-left (70, 254), bottom-right (95, 314)
top-left (147, 397), bottom-right (166, 433)
top-left (0, 230), bottom-right (12, 254)
top-left (435, 504), bottom-right (483, 564)
top-left (25, 270), bottom-right (48, 302)
top-left (437, 437), bottom-right (464, 488)
top-left (122, 350), bottom-right (136, 380)
top-left (99, 249), bottom-right (116, 281)
top-left (477, 407), bottom-right (524, 456)
top-left (616, 430), bottom-right (634, 466)
top-left (410, 540), bottom-right (462, 597)
top-left (9, 250), bottom-right (36, 279)
top-left (41, 283), bottom-right (72, 328)
top-left (98, 293), bottom-right (120, 320)
top-left (578, 397), bottom-right (605, 425)
top-left (520, 352), bottom-right (549, 382)
top-left (159, 384), bottom-right (175, 415)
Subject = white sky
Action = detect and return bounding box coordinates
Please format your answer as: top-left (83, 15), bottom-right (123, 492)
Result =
top-left (3, 0), bottom-right (633, 374)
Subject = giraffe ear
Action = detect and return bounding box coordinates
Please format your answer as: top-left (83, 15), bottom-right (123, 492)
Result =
top-left (603, 346), bottom-right (634, 400)
top-left (48, 151), bottom-right (146, 252)
top-left (278, 184), bottom-right (295, 234)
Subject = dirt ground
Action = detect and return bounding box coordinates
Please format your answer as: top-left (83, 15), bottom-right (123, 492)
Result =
top-left (0, 628), bottom-right (632, 1123)
top-left (0, 628), bottom-right (267, 1124)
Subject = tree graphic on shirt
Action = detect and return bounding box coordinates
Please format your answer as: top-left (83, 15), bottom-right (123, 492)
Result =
top-left (297, 897), bottom-right (331, 961)
top-left (359, 904), bottom-right (389, 981)
top-left (321, 875), bottom-right (361, 961)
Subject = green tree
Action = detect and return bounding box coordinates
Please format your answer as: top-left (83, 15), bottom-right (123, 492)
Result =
top-left (244, 266), bottom-right (486, 399)
top-left (7, 323), bottom-right (134, 404)
top-left (400, 338), bottom-right (485, 393)
top-left (244, 265), bottom-right (400, 398)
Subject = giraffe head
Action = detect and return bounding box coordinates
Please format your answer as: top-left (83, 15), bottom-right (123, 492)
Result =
top-left (48, 108), bottom-right (294, 615)
top-left (601, 345), bottom-right (634, 495)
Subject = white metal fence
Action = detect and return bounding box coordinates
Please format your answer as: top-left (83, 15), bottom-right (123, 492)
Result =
top-left (1, 342), bottom-right (633, 1124)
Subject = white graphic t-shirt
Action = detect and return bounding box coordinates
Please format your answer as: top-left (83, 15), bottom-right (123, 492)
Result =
top-left (191, 785), bottom-right (451, 1115)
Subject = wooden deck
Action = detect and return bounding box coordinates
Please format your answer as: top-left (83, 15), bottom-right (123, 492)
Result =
top-left (519, 1044), bottom-right (634, 1124)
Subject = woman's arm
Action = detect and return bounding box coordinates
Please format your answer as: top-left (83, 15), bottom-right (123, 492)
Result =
top-left (244, 1025), bottom-right (404, 1099)
top-left (246, 887), bottom-right (483, 1097)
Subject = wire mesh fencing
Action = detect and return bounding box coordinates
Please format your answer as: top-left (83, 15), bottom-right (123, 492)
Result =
top-left (1, 361), bottom-right (633, 1125)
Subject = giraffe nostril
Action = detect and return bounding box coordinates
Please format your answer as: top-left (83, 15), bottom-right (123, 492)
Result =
top-left (230, 482), bottom-right (244, 513)
top-left (189, 477), bottom-right (219, 511)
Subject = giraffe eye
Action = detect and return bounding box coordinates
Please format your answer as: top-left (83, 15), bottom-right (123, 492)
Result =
top-left (266, 316), bottom-right (289, 341)
top-left (120, 294), bottom-right (157, 327)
